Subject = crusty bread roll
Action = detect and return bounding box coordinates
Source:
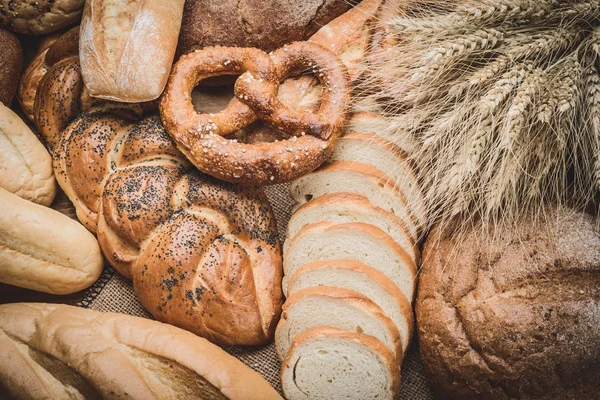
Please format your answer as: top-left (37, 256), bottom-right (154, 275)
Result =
top-left (281, 327), bottom-right (401, 400)
top-left (0, 303), bottom-right (282, 399)
top-left (79, 0), bottom-right (185, 102)
top-left (0, 187), bottom-right (103, 294)
top-left (0, 0), bottom-right (83, 35)
top-left (417, 206), bottom-right (600, 399)
top-left (0, 102), bottom-right (56, 206)
top-left (178, 0), bottom-right (351, 54)
top-left (0, 29), bottom-right (22, 106)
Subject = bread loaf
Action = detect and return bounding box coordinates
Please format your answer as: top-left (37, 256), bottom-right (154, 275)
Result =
top-left (0, 0), bottom-right (83, 35)
top-left (0, 187), bottom-right (103, 294)
top-left (0, 29), bottom-right (22, 106)
top-left (275, 287), bottom-right (403, 361)
top-left (417, 207), bottom-right (600, 399)
top-left (79, 0), bottom-right (185, 102)
top-left (0, 102), bottom-right (56, 205)
top-left (0, 303), bottom-right (282, 399)
top-left (177, 0), bottom-right (352, 55)
top-left (281, 327), bottom-right (401, 400)
top-left (30, 35), bottom-right (283, 345)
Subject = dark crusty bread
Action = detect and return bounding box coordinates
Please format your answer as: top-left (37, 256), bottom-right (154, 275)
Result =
top-left (417, 206), bottom-right (600, 399)
top-left (0, 28), bottom-right (22, 105)
top-left (177, 0), bottom-right (352, 55)
top-left (0, 0), bottom-right (84, 35)
top-left (0, 303), bottom-right (282, 399)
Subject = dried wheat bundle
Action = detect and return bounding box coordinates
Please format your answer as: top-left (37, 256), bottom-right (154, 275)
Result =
top-left (358, 0), bottom-right (600, 230)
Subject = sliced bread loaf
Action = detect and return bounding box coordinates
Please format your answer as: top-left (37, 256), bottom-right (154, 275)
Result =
top-left (283, 221), bottom-right (417, 300)
top-left (289, 161), bottom-right (419, 238)
top-left (345, 112), bottom-right (418, 155)
top-left (329, 133), bottom-right (426, 227)
top-left (275, 287), bottom-right (402, 360)
top-left (287, 260), bottom-right (414, 353)
top-left (281, 326), bottom-right (401, 400)
top-left (286, 192), bottom-right (418, 259)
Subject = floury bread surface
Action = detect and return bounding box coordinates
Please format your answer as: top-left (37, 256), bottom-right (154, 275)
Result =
top-left (0, 303), bottom-right (283, 399)
top-left (0, 187), bottom-right (102, 294)
top-left (0, 102), bottom-right (56, 206)
top-left (79, 0), bottom-right (185, 101)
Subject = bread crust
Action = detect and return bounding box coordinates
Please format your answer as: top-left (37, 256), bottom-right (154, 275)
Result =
top-left (417, 207), bottom-right (600, 399)
top-left (79, 0), bottom-right (185, 102)
top-left (0, 303), bottom-right (282, 399)
top-left (0, 0), bottom-right (84, 35)
top-left (0, 29), bottom-right (22, 106)
top-left (0, 187), bottom-right (103, 294)
top-left (0, 102), bottom-right (56, 206)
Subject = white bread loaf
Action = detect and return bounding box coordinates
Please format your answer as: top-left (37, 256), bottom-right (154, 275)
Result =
top-left (0, 187), bottom-right (103, 294)
top-left (289, 161), bottom-right (420, 238)
top-left (286, 192), bottom-right (419, 259)
top-left (283, 221), bottom-right (417, 299)
top-left (345, 112), bottom-right (419, 155)
top-left (0, 102), bottom-right (56, 205)
top-left (281, 326), bottom-right (401, 400)
top-left (275, 287), bottom-right (402, 361)
top-left (330, 132), bottom-right (426, 226)
top-left (0, 303), bottom-right (282, 399)
top-left (287, 260), bottom-right (414, 353)
top-left (79, 0), bottom-right (185, 102)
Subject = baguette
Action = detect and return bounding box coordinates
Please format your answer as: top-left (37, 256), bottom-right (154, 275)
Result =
top-left (0, 303), bottom-right (282, 400)
top-left (0, 102), bottom-right (56, 206)
top-left (0, 187), bottom-right (102, 294)
top-left (79, 0), bottom-right (185, 102)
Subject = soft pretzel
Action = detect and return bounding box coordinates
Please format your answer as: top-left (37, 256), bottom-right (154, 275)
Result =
top-left (30, 32), bottom-right (283, 346)
top-left (160, 42), bottom-right (351, 185)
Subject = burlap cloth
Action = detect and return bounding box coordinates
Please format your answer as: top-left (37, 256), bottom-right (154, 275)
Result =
top-left (66, 182), bottom-right (434, 399)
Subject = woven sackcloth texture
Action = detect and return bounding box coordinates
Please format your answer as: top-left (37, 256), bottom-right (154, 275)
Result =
top-left (77, 182), bottom-right (435, 399)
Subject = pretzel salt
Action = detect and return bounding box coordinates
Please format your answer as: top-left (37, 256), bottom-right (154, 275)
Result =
top-left (160, 42), bottom-right (351, 185)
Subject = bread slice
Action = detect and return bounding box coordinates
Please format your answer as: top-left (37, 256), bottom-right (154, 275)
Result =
top-left (289, 161), bottom-right (420, 238)
top-left (281, 326), bottom-right (401, 400)
top-left (330, 133), bottom-right (426, 227)
top-left (283, 221), bottom-right (417, 300)
top-left (275, 287), bottom-right (402, 360)
top-left (286, 192), bottom-right (419, 259)
top-left (287, 260), bottom-right (414, 353)
top-left (345, 112), bottom-right (418, 155)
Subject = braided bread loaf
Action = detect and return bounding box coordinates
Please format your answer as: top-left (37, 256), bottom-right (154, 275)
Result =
top-left (29, 32), bottom-right (283, 346)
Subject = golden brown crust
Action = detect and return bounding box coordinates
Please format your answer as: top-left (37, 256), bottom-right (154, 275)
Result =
top-left (0, 303), bottom-right (282, 399)
top-left (30, 30), bottom-right (284, 346)
top-left (160, 42), bottom-right (351, 185)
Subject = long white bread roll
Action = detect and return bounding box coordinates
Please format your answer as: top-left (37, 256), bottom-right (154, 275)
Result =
top-left (0, 187), bottom-right (103, 294)
top-left (281, 327), bottom-right (401, 400)
top-left (0, 102), bottom-right (56, 205)
top-left (79, 0), bottom-right (185, 102)
top-left (0, 303), bottom-right (283, 400)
